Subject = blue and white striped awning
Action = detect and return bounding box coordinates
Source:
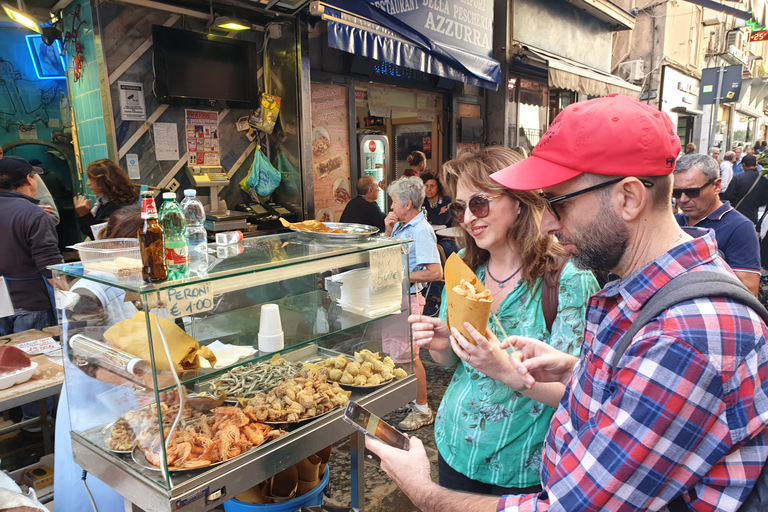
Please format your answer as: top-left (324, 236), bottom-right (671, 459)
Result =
top-left (310, 0), bottom-right (501, 90)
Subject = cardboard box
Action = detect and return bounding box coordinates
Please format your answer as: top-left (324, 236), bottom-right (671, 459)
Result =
top-left (22, 464), bottom-right (54, 491)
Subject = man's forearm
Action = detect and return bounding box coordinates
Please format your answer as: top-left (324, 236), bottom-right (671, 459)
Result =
top-left (408, 479), bottom-right (501, 512)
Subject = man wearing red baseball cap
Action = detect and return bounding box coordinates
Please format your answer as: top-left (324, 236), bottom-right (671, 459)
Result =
top-left (366, 94), bottom-right (768, 512)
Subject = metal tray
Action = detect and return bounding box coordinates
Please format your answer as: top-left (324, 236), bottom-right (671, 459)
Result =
top-left (288, 223), bottom-right (379, 241)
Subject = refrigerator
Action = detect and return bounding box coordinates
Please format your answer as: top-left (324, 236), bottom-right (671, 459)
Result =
top-left (359, 135), bottom-right (390, 213)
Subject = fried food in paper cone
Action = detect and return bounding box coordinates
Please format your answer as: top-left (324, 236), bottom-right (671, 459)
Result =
top-left (445, 253), bottom-right (492, 345)
top-left (104, 311), bottom-right (216, 371)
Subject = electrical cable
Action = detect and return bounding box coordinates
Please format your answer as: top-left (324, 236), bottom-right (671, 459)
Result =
top-left (82, 469), bottom-right (99, 512)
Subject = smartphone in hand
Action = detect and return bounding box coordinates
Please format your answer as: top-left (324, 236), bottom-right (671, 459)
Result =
top-left (343, 401), bottom-right (410, 450)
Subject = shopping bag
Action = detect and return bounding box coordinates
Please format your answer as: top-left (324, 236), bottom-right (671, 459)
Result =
top-left (246, 148), bottom-right (282, 197)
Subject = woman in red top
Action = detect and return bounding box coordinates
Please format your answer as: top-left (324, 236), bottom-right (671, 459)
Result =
top-left (403, 150), bottom-right (427, 177)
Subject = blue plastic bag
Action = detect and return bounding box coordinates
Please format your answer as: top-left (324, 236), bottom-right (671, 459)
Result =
top-left (246, 148), bottom-right (282, 197)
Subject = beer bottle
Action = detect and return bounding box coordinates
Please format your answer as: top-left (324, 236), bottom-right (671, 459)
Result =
top-left (139, 190), bottom-right (168, 282)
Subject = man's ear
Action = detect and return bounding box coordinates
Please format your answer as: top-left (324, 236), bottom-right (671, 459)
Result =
top-left (613, 178), bottom-right (648, 222)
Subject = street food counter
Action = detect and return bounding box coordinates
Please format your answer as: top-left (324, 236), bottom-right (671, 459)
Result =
top-left (50, 232), bottom-right (416, 511)
top-left (0, 329), bottom-right (64, 455)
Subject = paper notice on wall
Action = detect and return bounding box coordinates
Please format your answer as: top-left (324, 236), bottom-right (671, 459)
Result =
top-left (118, 81), bottom-right (146, 121)
top-left (417, 110), bottom-right (436, 121)
top-left (153, 122), bottom-right (179, 161)
top-left (368, 87), bottom-right (392, 118)
top-left (19, 125), bottom-right (37, 140)
top-left (185, 109), bottom-right (220, 166)
top-left (416, 93), bottom-right (435, 110)
top-left (125, 153), bottom-right (140, 179)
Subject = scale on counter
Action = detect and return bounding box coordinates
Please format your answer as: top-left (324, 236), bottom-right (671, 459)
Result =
top-left (186, 165), bottom-right (229, 212)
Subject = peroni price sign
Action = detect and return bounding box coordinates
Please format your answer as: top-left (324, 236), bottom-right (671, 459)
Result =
top-left (166, 282), bottom-right (214, 319)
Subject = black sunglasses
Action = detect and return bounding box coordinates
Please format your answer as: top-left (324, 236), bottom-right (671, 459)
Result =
top-left (672, 179), bottom-right (714, 200)
top-left (540, 177), bottom-right (654, 221)
top-left (448, 194), bottom-right (502, 223)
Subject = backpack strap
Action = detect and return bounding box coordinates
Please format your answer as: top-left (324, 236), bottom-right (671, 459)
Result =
top-left (611, 271), bottom-right (768, 369)
top-left (610, 271), bottom-right (768, 511)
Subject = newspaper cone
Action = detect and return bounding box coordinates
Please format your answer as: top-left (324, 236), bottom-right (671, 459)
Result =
top-left (445, 253), bottom-right (492, 345)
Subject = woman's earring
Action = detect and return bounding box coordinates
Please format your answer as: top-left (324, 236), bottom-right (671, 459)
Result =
top-left (518, 207), bottom-right (521, 215)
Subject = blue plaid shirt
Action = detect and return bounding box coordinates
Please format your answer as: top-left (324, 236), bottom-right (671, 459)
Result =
top-left (499, 229), bottom-right (768, 511)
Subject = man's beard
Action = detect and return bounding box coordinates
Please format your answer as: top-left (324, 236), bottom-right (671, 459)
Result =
top-left (558, 203), bottom-right (629, 274)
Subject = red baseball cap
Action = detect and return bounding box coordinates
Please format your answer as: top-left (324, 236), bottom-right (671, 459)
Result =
top-left (491, 94), bottom-right (681, 191)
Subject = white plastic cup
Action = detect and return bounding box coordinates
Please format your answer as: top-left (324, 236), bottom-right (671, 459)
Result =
top-left (258, 304), bottom-right (284, 353)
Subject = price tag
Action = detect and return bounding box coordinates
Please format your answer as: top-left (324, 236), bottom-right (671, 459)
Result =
top-left (166, 283), bottom-right (214, 319)
top-left (17, 337), bottom-right (61, 355)
top-left (370, 246), bottom-right (404, 289)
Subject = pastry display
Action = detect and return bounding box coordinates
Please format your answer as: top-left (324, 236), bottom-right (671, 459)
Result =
top-left (242, 369), bottom-right (350, 423)
top-left (316, 350), bottom-right (407, 387)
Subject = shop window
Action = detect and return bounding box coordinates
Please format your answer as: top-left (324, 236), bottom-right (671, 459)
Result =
top-left (677, 117), bottom-right (692, 148)
top-left (548, 89), bottom-right (577, 122)
top-left (732, 114), bottom-right (757, 149)
top-left (507, 78), bottom-right (548, 152)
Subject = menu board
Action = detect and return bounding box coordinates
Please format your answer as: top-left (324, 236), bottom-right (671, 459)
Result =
top-left (311, 83), bottom-right (351, 223)
top-left (185, 109), bottom-right (220, 166)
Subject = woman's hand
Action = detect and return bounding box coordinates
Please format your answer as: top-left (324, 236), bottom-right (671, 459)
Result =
top-left (449, 323), bottom-right (529, 390)
top-left (439, 205), bottom-right (448, 215)
top-left (73, 195), bottom-right (92, 216)
top-left (384, 212), bottom-right (398, 235)
top-left (505, 336), bottom-right (578, 387)
top-left (409, 314), bottom-right (451, 352)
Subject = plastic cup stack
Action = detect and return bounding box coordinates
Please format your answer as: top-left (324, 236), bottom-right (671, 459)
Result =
top-left (258, 304), bottom-right (284, 353)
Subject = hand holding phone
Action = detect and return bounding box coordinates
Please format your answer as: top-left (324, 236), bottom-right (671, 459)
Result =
top-left (343, 401), bottom-right (410, 450)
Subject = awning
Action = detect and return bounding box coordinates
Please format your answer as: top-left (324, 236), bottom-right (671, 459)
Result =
top-left (735, 102), bottom-right (764, 117)
top-left (525, 46), bottom-right (641, 98)
top-left (309, 1), bottom-right (501, 90)
top-left (671, 106), bottom-right (705, 116)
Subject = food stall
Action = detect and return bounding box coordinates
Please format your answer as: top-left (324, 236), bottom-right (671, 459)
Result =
top-left (50, 230), bottom-right (415, 511)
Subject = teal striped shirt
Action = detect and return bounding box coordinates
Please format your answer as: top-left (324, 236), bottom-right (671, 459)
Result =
top-left (435, 259), bottom-right (598, 488)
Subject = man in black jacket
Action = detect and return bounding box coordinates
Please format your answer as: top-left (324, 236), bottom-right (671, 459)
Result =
top-left (339, 176), bottom-right (387, 231)
top-left (0, 157), bottom-right (62, 335)
top-left (721, 154), bottom-right (768, 225)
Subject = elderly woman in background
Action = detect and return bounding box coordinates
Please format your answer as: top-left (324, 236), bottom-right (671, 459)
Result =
top-left (384, 176), bottom-right (443, 430)
top-left (410, 147), bottom-right (598, 495)
top-left (74, 159), bottom-right (139, 239)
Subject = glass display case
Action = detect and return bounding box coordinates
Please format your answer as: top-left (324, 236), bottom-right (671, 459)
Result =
top-left (51, 232), bottom-right (415, 511)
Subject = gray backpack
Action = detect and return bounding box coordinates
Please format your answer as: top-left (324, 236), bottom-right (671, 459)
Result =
top-left (610, 271), bottom-right (768, 512)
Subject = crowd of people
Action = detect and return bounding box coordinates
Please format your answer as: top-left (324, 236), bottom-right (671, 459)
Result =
top-left (4, 94), bottom-right (768, 511)
top-left (360, 95), bottom-right (768, 512)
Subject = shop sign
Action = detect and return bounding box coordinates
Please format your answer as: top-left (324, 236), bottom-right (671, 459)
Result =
top-left (355, 89), bottom-right (367, 101)
top-left (118, 81), bottom-right (146, 121)
top-left (364, 0), bottom-right (493, 58)
top-left (700, 65), bottom-right (743, 104)
top-left (677, 82), bottom-right (700, 96)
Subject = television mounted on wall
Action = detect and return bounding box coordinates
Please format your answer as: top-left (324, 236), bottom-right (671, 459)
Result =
top-left (152, 26), bottom-right (259, 107)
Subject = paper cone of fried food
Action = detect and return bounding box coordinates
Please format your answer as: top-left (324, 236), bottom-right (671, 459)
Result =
top-left (104, 311), bottom-right (216, 371)
top-left (445, 253), bottom-right (492, 345)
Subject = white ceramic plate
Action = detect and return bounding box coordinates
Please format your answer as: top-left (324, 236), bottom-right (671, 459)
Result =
top-left (0, 362), bottom-right (37, 390)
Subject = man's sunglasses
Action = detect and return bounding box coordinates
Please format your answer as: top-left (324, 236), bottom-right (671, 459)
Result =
top-left (540, 177), bottom-right (654, 221)
top-left (448, 194), bottom-right (502, 223)
top-left (672, 179), bottom-right (714, 200)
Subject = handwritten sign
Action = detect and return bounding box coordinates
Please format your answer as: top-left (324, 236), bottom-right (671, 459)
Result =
top-left (17, 337), bottom-right (61, 355)
top-left (370, 246), bottom-right (404, 289)
top-left (166, 282), bottom-right (213, 319)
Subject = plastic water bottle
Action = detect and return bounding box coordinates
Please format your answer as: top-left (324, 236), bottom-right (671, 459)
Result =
top-left (180, 189), bottom-right (209, 277)
top-left (159, 192), bottom-right (189, 280)
top-left (215, 230), bottom-right (244, 245)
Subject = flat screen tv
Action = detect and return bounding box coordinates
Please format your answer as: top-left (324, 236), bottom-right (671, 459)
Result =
top-left (152, 25), bottom-right (259, 107)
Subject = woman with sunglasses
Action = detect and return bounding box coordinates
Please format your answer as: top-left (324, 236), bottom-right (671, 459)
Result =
top-left (410, 147), bottom-right (599, 496)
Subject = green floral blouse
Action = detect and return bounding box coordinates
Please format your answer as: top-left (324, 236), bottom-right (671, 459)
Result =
top-left (435, 259), bottom-right (599, 488)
